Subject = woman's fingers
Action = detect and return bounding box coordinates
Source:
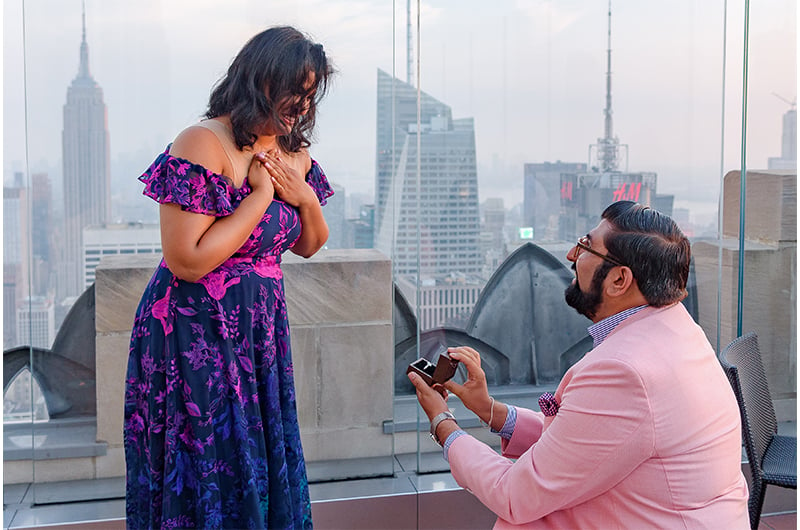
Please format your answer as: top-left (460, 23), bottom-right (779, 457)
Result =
top-left (263, 150), bottom-right (292, 176)
top-left (256, 152), bottom-right (287, 193)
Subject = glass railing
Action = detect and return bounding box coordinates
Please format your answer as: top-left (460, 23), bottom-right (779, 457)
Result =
top-left (3, 0), bottom-right (795, 513)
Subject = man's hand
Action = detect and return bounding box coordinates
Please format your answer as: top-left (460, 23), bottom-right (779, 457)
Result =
top-left (408, 372), bottom-right (450, 422)
top-left (443, 347), bottom-right (494, 424)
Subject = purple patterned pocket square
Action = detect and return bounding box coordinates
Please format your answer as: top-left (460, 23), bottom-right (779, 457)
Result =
top-left (538, 392), bottom-right (559, 416)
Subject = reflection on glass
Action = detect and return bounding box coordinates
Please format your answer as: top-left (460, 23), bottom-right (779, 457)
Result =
top-left (4, 369), bottom-right (49, 423)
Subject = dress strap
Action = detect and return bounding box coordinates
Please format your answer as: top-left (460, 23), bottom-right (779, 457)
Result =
top-left (195, 119), bottom-right (250, 186)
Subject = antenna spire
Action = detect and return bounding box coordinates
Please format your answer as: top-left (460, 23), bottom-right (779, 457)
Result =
top-left (78, 0), bottom-right (91, 78)
top-left (407, 0), bottom-right (414, 86)
top-left (594, 0), bottom-right (621, 172)
top-left (603, 0), bottom-right (613, 144)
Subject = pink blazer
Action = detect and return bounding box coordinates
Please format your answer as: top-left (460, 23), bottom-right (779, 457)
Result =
top-left (448, 303), bottom-right (749, 529)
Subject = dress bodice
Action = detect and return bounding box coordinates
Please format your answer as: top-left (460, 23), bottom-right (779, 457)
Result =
top-left (139, 146), bottom-right (333, 261)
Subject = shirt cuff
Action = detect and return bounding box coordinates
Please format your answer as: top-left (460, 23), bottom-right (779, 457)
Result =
top-left (491, 404), bottom-right (517, 440)
top-left (442, 429), bottom-right (468, 461)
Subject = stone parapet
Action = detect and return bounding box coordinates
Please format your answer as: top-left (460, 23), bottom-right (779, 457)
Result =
top-left (12, 249), bottom-right (393, 483)
top-left (282, 249), bottom-right (394, 461)
top-left (694, 170), bottom-right (797, 422)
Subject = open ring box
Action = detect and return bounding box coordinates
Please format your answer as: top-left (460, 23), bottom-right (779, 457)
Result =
top-left (406, 348), bottom-right (460, 386)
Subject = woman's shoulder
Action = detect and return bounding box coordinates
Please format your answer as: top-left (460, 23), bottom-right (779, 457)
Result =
top-left (138, 131), bottom-right (251, 216)
top-left (169, 124), bottom-right (228, 175)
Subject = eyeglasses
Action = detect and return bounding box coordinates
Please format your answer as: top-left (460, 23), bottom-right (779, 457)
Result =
top-left (575, 235), bottom-right (625, 267)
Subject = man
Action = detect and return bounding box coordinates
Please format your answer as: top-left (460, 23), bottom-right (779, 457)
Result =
top-left (409, 201), bottom-right (749, 528)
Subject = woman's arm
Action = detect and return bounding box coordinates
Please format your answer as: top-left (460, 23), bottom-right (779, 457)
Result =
top-left (160, 127), bottom-right (274, 282)
top-left (291, 200), bottom-right (329, 257)
top-left (261, 149), bottom-right (329, 258)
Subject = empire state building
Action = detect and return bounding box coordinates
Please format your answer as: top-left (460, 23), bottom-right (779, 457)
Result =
top-left (61, 10), bottom-right (110, 298)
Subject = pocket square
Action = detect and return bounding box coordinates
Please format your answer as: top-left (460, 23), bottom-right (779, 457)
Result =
top-left (538, 392), bottom-right (559, 416)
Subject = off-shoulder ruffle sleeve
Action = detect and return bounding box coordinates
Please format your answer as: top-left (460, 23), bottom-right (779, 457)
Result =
top-left (139, 146), bottom-right (251, 217)
top-left (307, 159), bottom-right (334, 206)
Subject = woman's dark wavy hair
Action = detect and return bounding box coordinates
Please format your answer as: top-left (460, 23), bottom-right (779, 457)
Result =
top-left (601, 200), bottom-right (691, 307)
top-left (205, 26), bottom-right (333, 153)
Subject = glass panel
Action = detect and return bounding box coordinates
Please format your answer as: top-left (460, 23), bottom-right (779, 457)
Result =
top-left (4, 0), bottom-right (36, 497)
top-left (6, 0), bottom-right (400, 508)
top-left (405, 0), bottom-right (795, 469)
top-left (728, 0), bottom-right (796, 419)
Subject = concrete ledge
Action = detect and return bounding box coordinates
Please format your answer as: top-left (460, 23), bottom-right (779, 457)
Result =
top-left (3, 419), bottom-right (106, 461)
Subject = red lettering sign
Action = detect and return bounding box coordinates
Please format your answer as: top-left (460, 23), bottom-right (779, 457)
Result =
top-left (613, 182), bottom-right (641, 202)
top-left (561, 181), bottom-right (573, 200)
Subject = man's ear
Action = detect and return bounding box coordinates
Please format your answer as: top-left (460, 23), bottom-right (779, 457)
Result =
top-left (604, 265), bottom-right (635, 298)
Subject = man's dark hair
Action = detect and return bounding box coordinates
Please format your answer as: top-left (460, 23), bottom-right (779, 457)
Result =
top-left (601, 200), bottom-right (690, 307)
top-left (206, 26), bottom-right (334, 153)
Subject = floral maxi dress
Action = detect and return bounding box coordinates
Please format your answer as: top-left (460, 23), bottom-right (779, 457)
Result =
top-left (124, 147), bottom-right (332, 529)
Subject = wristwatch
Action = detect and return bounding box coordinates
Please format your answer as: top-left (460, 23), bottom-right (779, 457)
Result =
top-left (429, 410), bottom-right (457, 447)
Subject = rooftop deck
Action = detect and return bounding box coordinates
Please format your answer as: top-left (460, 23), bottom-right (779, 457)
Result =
top-left (6, 419), bottom-right (796, 529)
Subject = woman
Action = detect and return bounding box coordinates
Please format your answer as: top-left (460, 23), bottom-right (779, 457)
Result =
top-left (124, 26), bottom-right (334, 529)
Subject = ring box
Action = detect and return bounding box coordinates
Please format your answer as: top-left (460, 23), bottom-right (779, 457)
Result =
top-left (406, 349), bottom-right (460, 386)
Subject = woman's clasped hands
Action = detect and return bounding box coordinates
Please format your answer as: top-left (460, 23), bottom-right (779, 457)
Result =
top-left (254, 150), bottom-right (316, 208)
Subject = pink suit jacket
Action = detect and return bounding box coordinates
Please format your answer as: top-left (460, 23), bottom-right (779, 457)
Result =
top-left (448, 303), bottom-right (749, 529)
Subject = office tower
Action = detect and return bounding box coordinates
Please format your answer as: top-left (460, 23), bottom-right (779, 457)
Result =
top-left (395, 275), bottom-right (483, 331)
top-left (523, 162), bottom-right (587, 242)
top-left (768, 103), bottom-right (797, 170)
top-left (82, 223), bottom-right (161, 289)
top-left (323, 182), bottom-right (347, 249)
top-left (31, 172), bottom-right (53, 296)
top-left (61, 8), bottom-right (111, 298)
top-left (652, 194), bottom-right (675, 217)
top-left (480, 197), bottom-right (507, 275)
top-left (3, 265), bottom-right (18, 349)
top-left (350, 204), bottom-right (375, 249)
top-left (373, 69), bottom-right (482, 278)
top-left (3, 173), bottom-right (29, 349)
top-left (482, 198), bottom-right (506, 249)
top-left (671, 207), bottom-right (692, 236)
top-left (558, 168), bottom-right (660, 241)
top-left (16, 296), bottom-right (56, 349)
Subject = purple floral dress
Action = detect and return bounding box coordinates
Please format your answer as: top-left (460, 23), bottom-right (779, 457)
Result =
top-left (124, 147), bottom-right (332, 529)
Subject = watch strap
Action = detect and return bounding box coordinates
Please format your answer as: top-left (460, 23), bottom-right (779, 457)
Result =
top-left (429, 410), bottom-right (456, 446)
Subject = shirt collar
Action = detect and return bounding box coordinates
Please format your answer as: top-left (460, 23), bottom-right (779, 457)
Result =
top-left (588, 304), bottom-right (649, 348)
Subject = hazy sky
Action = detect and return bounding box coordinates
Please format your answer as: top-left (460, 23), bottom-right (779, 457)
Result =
top-left (3, 0), bottom-right (796, 223)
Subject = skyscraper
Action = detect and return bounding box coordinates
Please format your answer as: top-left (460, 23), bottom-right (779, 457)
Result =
top-left (768, 103), bottom-right (797, 170)
top-left (61, 7), bottom-right (110, 298)
top-left (373, 69), bottom-right (482, 278)
top-left (82, 223), bottom-right (161, 290)
top-left (16, 297), bottom-right (56, 350)
top-left (322, 182), bottom-right (347, 249)
top-left (552, 2), bottom-right (669, 240)
top-left (4, 173), bottom-right (29, 349)
top-left (31, 172), bottom-right (53, 297)
top-left (523, 161), bottom-right (587, 242)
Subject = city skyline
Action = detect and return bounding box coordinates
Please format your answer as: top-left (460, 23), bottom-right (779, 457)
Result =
top-left (4, 0), bottom-right (796, 227)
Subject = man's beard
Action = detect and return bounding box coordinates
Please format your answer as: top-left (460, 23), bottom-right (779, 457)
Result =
top-left (564, 263), bottom-right (612, 320)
